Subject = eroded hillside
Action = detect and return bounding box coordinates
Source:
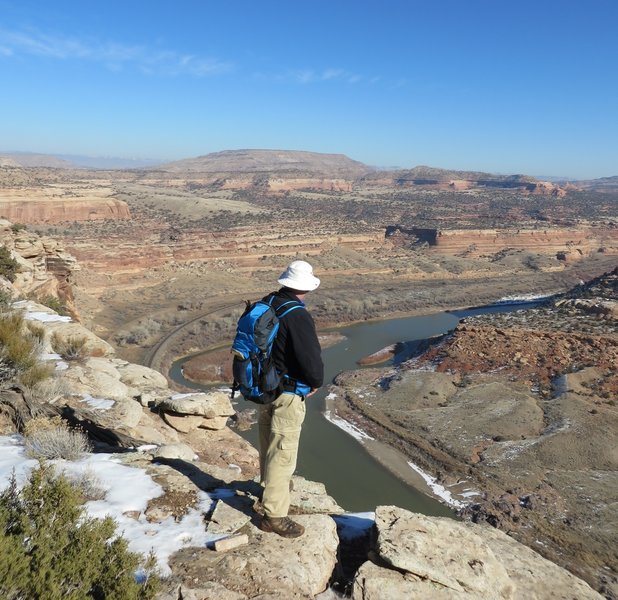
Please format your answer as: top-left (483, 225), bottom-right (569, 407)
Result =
top-left (331, 269), bottom-right (618, 597)
top-left (0, 155), bottom-right (615, 368)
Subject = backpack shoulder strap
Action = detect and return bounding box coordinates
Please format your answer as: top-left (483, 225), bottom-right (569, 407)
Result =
top-left (267, 294), bottom-right (304, 320)
top-left (277, 302), bottom-right (303, 319)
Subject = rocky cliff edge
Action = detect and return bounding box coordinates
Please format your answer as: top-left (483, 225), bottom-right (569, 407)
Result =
top-left (0, 295), bottom-right (603, 598)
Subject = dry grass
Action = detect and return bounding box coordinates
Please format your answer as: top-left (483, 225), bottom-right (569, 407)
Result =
top-left (23, 416), bottom-right (91, 461)
top-left (51, 332), bottom-right (89, 361)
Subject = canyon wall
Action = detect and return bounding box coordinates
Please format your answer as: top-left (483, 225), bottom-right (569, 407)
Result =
top-left (68, 228), bottom-right (385, 273)
top-left (0, 198), bottom-right (130, 223)
top-left (387, 225), bottom-right (618, 258)
top-left (0, 219), bottom-right (79, 312)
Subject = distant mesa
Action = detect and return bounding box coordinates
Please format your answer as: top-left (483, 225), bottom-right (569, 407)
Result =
top-left (0, 152), bottom-right (74, 169)
top-left (577, 175), bottom-right (618, 192)
top-left (1, 148), bottom-right (616, 194)
top-left (158, 148), bottom-right (373, 178)
top-left (0, 152), bottom-right (162, 170)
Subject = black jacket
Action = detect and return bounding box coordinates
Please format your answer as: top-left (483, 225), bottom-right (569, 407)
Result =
top-left (264, 288), bottom-right (324, 389)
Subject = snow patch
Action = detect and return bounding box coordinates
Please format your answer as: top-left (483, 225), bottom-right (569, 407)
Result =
top-left (24, 311), bottom-right (72, 323)
top-left (324, 410), bottom-right (374, 441)
top-left (81, 394), bottom-right (115, 411)
top-left (407, 461), bottom-right (466, 509)
top-left (0, 437), bottom-right (222, 576)
top-left (495, 293), bottom-right (552, 304)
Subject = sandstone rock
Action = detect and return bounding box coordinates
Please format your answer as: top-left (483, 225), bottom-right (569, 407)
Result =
top-left (107, 399), bottom-right (144, 429)
top-left (174, 582), bottom-right (248, 600)
top-left (46, 321), bottom-right (115, 357)
top-left (118, 363), bottom-right (169, 389)
top-left (192, 461), bottom-right (245, 486)
top-left (162, 412), bottom-right (205, 433)
top-left (206, 497), bottom-right (253, 535)
top-left (83, 357), bottom-right (122, 379)
top-left (131, 421), bottom-right (179, 445)
top-left (155, 391), bottom-right (235, 418)
top-left (62, 366), bottom-right (130, 401)
top-left (213, 534), bottom-right (249, 551)
top-left (169, 514), bottom-right (338, 598)
top-left (290, 476), bottom-right (344, 514)
top-left (198, 416), bottom-right (229, 430)
top-left (352, 506), bottom-right (603, 600)
top-left (63, 394), bottom-right (144, 431)
top-left (13, 236), bottom-right (44, 258)
top-left (153, 443), bottom-right (197, 462)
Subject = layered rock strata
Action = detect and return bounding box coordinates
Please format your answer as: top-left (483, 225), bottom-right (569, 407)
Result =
top-left (0, 220), bottom-right (79, 311)
top-left (0, 183), bottom-right (131, 223)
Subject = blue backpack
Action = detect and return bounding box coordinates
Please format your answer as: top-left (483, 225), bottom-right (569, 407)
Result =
top-left (231, 295), bottom-right (303, 403)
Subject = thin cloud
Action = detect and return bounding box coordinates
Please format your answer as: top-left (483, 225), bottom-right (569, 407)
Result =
top-left (0, 28), bottom-right (232, 77)
top-left (288, 67), bottom-right (363, 84)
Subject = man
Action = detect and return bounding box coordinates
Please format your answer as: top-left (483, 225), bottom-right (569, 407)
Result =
top-left (257, 260), bottom-right (324, 538)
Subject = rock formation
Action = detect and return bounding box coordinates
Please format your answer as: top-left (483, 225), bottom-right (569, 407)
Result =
top-left (0, 219), bottom-right (79, 313)
top-left (352, 506), bottom-right (602, 599)
top-left (0, 293), bottom-right (607, 597)
top-left (386, 224), bottom-right (618, 258)
top-left (333, 269), bottom-right (618, 597)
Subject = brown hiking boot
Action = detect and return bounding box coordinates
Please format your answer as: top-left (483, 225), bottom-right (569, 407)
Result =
top-left (258, 515), bottom-right (305, 538)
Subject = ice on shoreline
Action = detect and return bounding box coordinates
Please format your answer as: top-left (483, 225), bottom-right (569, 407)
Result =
top-left (323, 410), bottom-right (374, 442)
top-left (495, 293), bottom-right (553, 304)
top-left (407, 461), bottom-right (466, 509)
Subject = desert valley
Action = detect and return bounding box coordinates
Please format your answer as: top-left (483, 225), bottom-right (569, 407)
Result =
top-left (0, 149), bottom-right (616, 599)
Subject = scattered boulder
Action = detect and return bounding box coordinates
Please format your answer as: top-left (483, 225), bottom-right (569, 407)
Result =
top-left (117, 363), bottom-right (169, 389)
top-left (162, 413), bottom-right (206, 433)
top-left (198, 416), bottom-right (229, 431)
top-left (206, 497), bottom-right (254, 535)
top-left (155, 391), bottom-right (235, 418)
top-left (153, 443), bottom-right (198, 462)
top-left (352, 506), bottom-right (603, 599)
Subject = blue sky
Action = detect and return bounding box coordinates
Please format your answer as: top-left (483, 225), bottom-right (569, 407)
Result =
top-left (0, 0), bottom-right (616, 178)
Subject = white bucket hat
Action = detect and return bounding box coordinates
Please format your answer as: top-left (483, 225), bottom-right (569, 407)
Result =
top-left (277, 260), bottom-right (320, 291)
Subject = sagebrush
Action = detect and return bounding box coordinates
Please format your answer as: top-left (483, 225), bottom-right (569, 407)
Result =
top-left (23, 416), bottom-right (91, 461)
top-left (51, 332), bottom-right (89, 361)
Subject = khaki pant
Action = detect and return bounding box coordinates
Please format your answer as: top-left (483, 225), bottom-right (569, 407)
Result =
top-left (258, 392), bottom-right (306, 518)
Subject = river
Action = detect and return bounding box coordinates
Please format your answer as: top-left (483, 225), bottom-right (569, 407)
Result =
top-left (170, 300), bottom-right (546, 517)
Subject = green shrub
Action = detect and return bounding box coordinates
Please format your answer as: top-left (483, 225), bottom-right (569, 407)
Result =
top-left (0, 246), bottom-right (19, 283)
top-left (0, 312), bottom-right (51, 388)
top-left (0, 465), bottom-right (160, 600)
top-left (51, 333), bottom-right (89, 361)
top-left (10, 223), bottom-right (27, 234)
top-left (37, 295), bottom-right (70, 317)
top-left (0, 289), bottom-right (13, 308)
top-left (18, 362), bottom-right (53, 389)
